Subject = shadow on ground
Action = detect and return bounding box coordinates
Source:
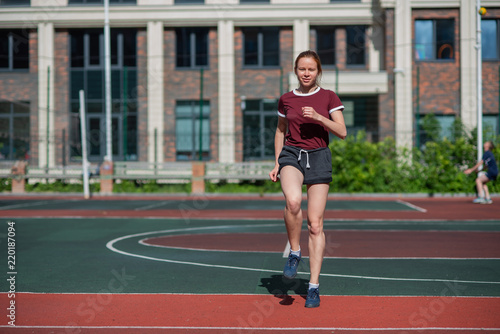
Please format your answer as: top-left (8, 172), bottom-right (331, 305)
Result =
top-left (260, 275), bottom-right (308, 305)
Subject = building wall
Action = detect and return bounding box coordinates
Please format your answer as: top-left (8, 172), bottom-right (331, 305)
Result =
top-left (54, 29), bottom-right (69, 165)
top-left (137, 28), bottom-right (148, 162)
top-left (233, 27), bottom-right (293, 162)
top-left (412, 9), bottom-right (461, 116)
top-left (379, 8), bottom-right (395, 140)
top-left (1, 1), bottom-right (499, 166)
top-left (482, 8), bottom-right (500, 116)
top-left (163, 27), bottom-right (219, 162)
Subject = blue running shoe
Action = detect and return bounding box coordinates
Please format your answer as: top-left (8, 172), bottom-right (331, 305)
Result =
top-left (283, 252), bottom-right (301, 279)
top-left (305, 287), bottom-right (320, 308)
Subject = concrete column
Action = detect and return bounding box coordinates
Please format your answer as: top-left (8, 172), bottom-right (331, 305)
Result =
top-left (218, 20), bottom-right (235, 163)
top-left (99, 160), bottom-right (114, 194)
top-left (293, 19), bottom-right (310, 60)
top-left (460, 0), bottom-right (478, 131)
top-left (11, 161), bottom-right (27, 194)
top-left (368, 23), bottom-right (383, 72)
top-left (37, 22), bottom-right (55, 168)
top-left (191, 161), bottom-right (205, 194)
top-left (147, 21), bottom-right (164, 163)
top-left (394, 0), bottom-right (413, 150)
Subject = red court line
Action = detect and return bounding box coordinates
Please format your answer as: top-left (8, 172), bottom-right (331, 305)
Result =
top-left (1, 198), bottom-right (499, 220)
top-left (144, 230), bottom-right (500, 258)
top-left (2, 293), bottom-right (500, 330)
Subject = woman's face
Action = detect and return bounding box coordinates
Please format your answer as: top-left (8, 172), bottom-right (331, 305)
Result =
top-left (295, 57), bottom-right (318, 91)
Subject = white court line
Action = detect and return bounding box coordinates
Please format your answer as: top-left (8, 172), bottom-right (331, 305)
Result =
top-left (396, 199), bottom-right (427, 212)
top-left (134, 201), bottom-right (169, 211)
top-left (2, 326), bottom-right (500, 331)
top-left (106, 224), bottom-right (500, 285)
top-left (0, 199), bottom-right (74, 210)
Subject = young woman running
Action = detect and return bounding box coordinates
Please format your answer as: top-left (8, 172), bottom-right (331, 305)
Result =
top-left (269, 50), bottom-right (347, 308)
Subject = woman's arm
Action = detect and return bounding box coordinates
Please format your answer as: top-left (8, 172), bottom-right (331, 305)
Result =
top-left (269, 116), bottom-right (288, 182)
top-left (302, 107), bottom-right (347, 140)
top-left (464, 160), bottom-right (483, 175)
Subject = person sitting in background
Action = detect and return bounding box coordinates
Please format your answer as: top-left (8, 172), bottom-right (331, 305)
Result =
top-left (464, 141), bottom-right (498, 204)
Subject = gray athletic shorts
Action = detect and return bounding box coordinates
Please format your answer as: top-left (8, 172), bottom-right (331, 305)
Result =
top-left (277, 145), bottom-right (332, 185)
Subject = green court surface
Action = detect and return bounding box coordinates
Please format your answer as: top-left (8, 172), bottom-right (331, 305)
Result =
top-left (2, 217), bottom-right (499, 298)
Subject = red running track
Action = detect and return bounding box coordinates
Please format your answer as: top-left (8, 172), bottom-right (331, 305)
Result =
top-left (1, 293), bottom-right (500, 333)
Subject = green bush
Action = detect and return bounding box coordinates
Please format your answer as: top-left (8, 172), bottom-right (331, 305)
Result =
top-left (0, 178), bottom-right (11, 192)
top-left (327, 121), bottom-right (499, 194)
top-left (24, 180), bottom-right (100, 193)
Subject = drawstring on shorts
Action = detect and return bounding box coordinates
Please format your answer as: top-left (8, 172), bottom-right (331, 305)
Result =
top-left (298, 149), bottom-right (311, 169)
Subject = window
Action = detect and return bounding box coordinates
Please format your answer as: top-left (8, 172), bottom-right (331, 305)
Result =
top-left (176, 28), bottom-right (209, 68)
top-left (415, 19), bottom-right (454, 60)
top-left (417, 114), bottom-right (455, 145)
top-left (341, 96), bottom-right (379, 142)
top-left (482, 20), bottom-right (499, 60)
top-left (0, 101), bottom-right (30, 161)
top-left (315, 27), bottom-right (336, 66)
top-left (70, 29), bottom-right (136, 68)
top-left (243, 99), bottom-right (277, 160)
top-left (240, 0), bottom-right (269, 3)
top-left (243, 27), bottom-right (279, 67)
top-left (68, 0), bottom-right (136, 4)
top-left (0, 0), bottom-right (30, 5)
top-left (346, 25), bottom-right (366, 65)
top-left (483, 115), bottom-right (499, 136)
top-left (0, 29), bottom-right (29, 70)
top-left (175, 101), bottom-right (210, 161)
top-left (174, 0), bottom-right (204, 4)
top-left (69, 29), bottom-right (137, 161)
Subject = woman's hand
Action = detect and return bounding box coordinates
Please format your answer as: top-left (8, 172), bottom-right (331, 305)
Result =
top-left (269, 164), bottom-right (280, 182)
top-left (302, 106), bottom-right (321, 122)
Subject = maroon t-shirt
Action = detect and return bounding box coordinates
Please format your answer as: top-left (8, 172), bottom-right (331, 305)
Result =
top-left (277, 87), bottom-right (344, 150)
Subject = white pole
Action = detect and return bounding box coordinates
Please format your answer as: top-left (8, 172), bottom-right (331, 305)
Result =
top-left (79, 90), bottom-right (90, 199)
top-left (104, 0), bottom-right (112, 162)
top-left (476, 0), bottom-right (483, 163)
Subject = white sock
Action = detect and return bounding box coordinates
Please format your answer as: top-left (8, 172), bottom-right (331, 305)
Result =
top-left (290, 247), bottom-right (301, 257)
top-left (308, 283), bottom-right (319, 290)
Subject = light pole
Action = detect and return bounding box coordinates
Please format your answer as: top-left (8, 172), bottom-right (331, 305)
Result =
top-left (104, 0), bottom-right (112, 162)
top-left (476, 0), bottom-right (484, 162)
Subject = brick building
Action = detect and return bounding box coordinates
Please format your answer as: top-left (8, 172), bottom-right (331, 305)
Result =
top-left (0, 0), bottom-right (498, 167)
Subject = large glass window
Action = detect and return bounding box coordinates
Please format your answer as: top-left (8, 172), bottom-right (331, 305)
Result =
top-left (243, 27), bottom-right (279, 67)
top-left (340, 96), bottom-right (379, 142)
top-left (176, 101), bottom-right (210, 161)
top-left (346, 25), bottom-right (366, 65)
top-left (176, 28), bottom-right (209, 68)
top-left (68, 0), bottom-right (136, 4)
top-left (240, 0), bottom-right (270, 3)
top-left (69, 29), bottom-right (137, 161)
top-left (174, 0), bottom-right (204, 4)
top-left (0, 101), bottom-right (30, 160)
top-left (243, 99), bottom-right (277, 160)
top-left (415, 19), bottom-right (454, 60)
top-left (0, 29), bottom-right (29, 70)
top-left (483, 115), bottom-right (499, 137)
top-left (482, 20), bottom-right (499, 60)
top-left (0, 0), bottom-right (30, 5)
top-left (315, 27), bottom-right (336, 66)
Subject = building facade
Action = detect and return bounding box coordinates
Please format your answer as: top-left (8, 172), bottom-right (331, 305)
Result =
top-left (0, 0), bottom-right (498, 167)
